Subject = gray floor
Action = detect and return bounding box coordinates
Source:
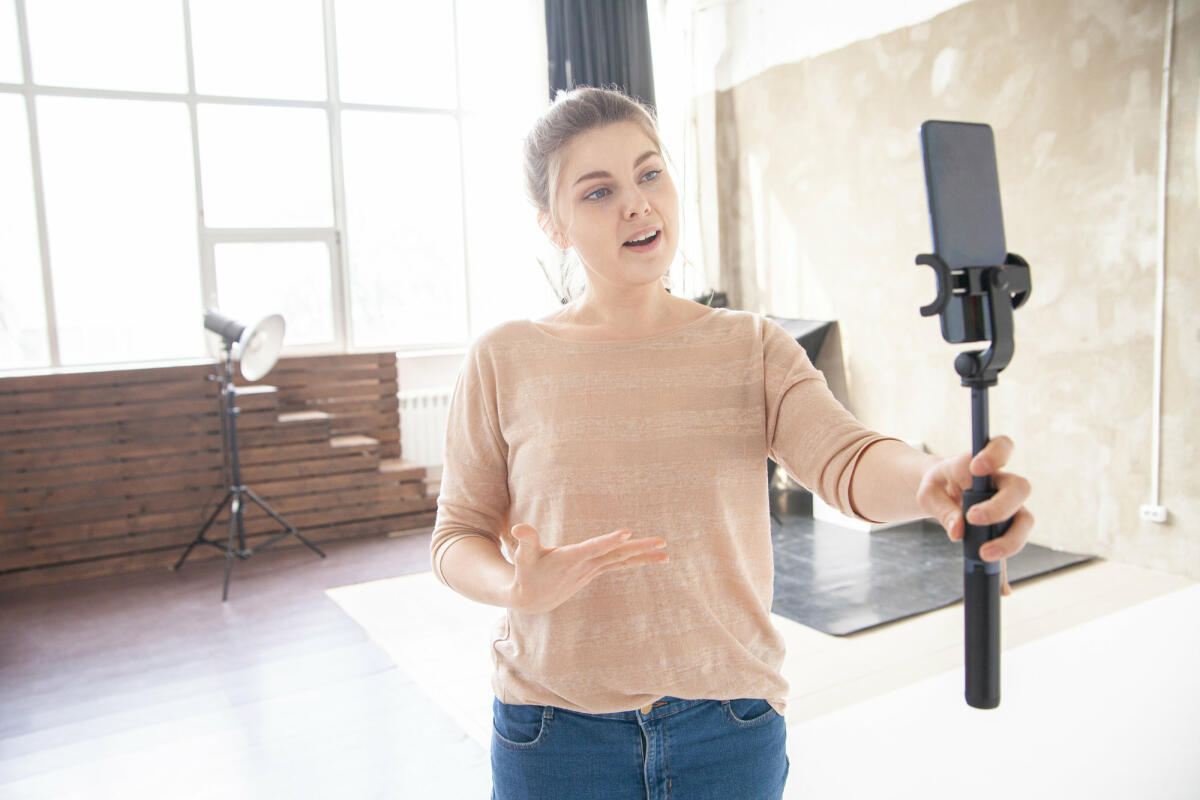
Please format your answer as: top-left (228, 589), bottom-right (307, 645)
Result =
top-left (769, 491), bottom-right (1094, 635)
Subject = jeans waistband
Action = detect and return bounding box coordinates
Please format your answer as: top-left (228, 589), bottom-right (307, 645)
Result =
top-left (551, 696), bottom-right (711, 722)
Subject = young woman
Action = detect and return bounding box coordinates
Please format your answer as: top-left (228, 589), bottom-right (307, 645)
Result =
top-left (430, 87), bottom-right (1034, 800)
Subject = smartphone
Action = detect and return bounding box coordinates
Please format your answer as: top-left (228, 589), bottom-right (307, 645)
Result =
top-left (920, 120), bottom-right (1007, 344)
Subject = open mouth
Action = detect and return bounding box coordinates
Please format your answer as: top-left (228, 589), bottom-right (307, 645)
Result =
top-left (623, 231), bottom-right (660, 247)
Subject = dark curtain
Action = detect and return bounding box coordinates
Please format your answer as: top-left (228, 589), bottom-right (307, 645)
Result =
top-left (544, 0), bottom-right (656, 112)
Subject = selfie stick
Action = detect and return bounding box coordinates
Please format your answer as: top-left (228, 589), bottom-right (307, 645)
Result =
top-left (916, 124), bottom-right (1032, 708)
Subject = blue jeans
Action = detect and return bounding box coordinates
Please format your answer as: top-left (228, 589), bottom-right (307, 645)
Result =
top-left (491, 695), bottom-right (789, 799)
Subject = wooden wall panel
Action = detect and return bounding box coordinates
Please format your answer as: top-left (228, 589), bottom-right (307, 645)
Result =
top-left (0, 352), bottom-right (434, 591)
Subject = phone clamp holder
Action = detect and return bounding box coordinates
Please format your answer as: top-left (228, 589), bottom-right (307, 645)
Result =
top-left (916, 250), bottom-right (1032, 709)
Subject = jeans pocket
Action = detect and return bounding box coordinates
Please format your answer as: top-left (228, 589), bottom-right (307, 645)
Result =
top-left (723, 697), bottom-right (778, 728)
top-left (492, 697), bottom-right (550, 750)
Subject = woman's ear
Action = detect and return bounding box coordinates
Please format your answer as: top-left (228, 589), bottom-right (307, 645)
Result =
top-left (537, 210), bottom-right (570, 251)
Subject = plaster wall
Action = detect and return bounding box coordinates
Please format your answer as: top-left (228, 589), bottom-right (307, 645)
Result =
top-left (694, 0), bottom-right (1199, 577)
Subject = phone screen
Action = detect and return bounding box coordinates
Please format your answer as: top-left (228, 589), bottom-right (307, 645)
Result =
top-left (920, 121), bottom-right (1007, 343)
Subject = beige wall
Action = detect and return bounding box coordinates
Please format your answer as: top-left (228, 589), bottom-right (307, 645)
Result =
top-left (691, 0), bottom-right (1199, 577)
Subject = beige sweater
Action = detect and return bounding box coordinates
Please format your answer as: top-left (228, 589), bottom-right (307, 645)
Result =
top-left (429, 306), bottom-right (898, 716)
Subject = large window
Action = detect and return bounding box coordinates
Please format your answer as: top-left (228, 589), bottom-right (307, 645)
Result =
top-left (1, 0), bottom-right (550, 371)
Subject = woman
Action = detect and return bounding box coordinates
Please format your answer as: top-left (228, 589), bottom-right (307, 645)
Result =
top-left (430, 87), bottom-right (1033, 800)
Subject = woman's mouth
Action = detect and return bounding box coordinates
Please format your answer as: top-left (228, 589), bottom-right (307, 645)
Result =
top-left (623, 230), bottom-right (661, 252)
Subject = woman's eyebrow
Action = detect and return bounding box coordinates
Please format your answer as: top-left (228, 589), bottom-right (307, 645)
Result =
top-left (571, 150), bottom-right (661, 187)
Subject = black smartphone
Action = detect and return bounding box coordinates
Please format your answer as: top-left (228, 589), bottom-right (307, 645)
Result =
top-left (920, 120), bottom-right (1007, 343)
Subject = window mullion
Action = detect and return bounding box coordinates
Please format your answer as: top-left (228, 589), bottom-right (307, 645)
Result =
top-left (15, 0), bottom-right (59, 367)
top-left (323, 0), bottom-right (351, 353)
top-left (182, 0), bottom-right (217, 329)
top-left (450, 0), bottom-right (472, 343)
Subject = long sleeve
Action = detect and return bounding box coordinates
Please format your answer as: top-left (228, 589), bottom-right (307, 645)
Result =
top-left (429, 336), bottom-right (512, 590)
top-left (762, 318), bottom-right (900, 523)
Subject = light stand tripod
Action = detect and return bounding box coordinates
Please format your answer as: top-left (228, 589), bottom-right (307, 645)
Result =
top-left (917, 120), bottom-right (1032, 708)
top-left (173, 326), bottom-right (325, 601)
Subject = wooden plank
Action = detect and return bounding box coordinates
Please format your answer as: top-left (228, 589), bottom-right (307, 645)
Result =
top-left (207, 495), bottom-right (430, 537)
top-left (0, 510), bottom-right (435, 591)
top-left (248, 482), bottom-right (422, 514)
top-left (276, 410), bottom-right (332, 423)
top-left (234, 409), bottom-right (317, 430)
top-left (0, 415), bottom-right (220, 451)
top-left (243, 468), bottom-right (416, 499)
top-left (239, 453), bottom-right (379, 483)
top-left (0, 398), bottom-right (219, 433)
top-left (0, 433), bottom-right (221, 471)
top-left (329, 435), bottom-right (379, 448)
top-left (237, 438), bottom-right (377, 467)
top-left (238, 420), bottom-right (331, 447)
top-left (2, 468), bottom-right (225, 509)
top-left (326, 411), bottom-right (399, 434)
top-left (0, 377), bottom-right (220, 413)
top-left (6, 451), bottom-right (225, 491)
top-left (1, 497), bottom-right (435, 569)
top-left (368, 426), bottom-right (400, 444)
top-left (254, 364), bottom-right (399, 390)
top-left (227, 388), bottom-right (278, 411)
top-left (1, 505), bottom-right (217, 551)
top-left (2, 483), bottom-right (423, 551)
top-left (1, 465), bottom-right (424, 531)
top-left (253, 353), bottom-right (388, 373)
top-left (276, 380), bottom-right (399, 404)
top-left (0, 363), bottom-right (214, 393)
top-left (277, 397), bottom-right (395, 417)
top-left (0, 486), bottom-right (222, 533)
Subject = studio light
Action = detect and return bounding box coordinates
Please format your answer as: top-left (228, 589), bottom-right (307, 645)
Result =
top-left (174, 310), bottom-right (326, 600)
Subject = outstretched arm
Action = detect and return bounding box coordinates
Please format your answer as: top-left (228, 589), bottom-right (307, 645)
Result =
top-left (848, 436), bottom-right (1034, 594)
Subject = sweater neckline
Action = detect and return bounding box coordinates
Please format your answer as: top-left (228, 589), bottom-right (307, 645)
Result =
top-left (526, 306), bottom-right (718, 344)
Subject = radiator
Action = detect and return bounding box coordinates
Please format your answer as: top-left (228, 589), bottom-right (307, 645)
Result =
top-left (398, 387), bottom-right (454, 466)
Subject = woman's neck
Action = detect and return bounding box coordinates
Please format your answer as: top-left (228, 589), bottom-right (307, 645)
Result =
top-left (561, 287), bottom-right (684, 332)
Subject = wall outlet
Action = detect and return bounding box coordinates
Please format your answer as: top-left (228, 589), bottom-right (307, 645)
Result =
top-left (1139, 504), bottom-right (1169, 523)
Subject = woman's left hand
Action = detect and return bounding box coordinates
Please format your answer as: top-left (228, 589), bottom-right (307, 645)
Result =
top-left (916, 435), bottom-right (1034, 595)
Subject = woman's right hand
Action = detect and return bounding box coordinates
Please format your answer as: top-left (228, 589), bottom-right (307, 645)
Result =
top-left (507, 523), bottom-right (669, 614)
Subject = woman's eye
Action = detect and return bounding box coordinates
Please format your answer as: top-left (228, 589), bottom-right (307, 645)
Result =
top-left (584, 187), bottom-right (610, 201)
top-left (641, 169), bottom-right (661, 182)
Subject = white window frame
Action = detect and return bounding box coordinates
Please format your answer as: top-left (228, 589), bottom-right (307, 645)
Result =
top-left (1, 0), bottom-right (473, 373)
top-left (201, 227), bottom-right (346, 354)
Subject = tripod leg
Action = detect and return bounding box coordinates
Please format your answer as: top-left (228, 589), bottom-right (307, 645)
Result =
top-left (174, 489), bottom-right (233, 571)
top-left (223, 493), bottom-right (241, 602)
top-left (244, 487), bottom-right (326, 558)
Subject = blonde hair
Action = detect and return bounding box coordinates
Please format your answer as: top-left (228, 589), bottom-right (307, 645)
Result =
top-left (523, 86), bottom-right (672, 302)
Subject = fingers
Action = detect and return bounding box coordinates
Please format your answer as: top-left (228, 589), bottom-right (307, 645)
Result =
top-left (970, 435), bottom-right (1014, 477)
top-left (917, 464), bottom-right (966, 541)
top-left (979, 507), bottom-right (1034, 562)
top-left (510, 524), bottom-right (542, 558)
top-left (964, 471), bottom-right (1032, 527)
top-left (576, 529), bottom-right (667, 562)
top-left (598, 546), bottom-right (670, 575)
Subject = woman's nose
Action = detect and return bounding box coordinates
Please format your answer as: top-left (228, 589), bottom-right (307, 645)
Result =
top-left (624, 190), bottom-right (651, 219)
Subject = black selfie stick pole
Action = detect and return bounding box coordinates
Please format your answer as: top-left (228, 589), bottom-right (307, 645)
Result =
top-left (916, 251), bottom-right (1031, 708)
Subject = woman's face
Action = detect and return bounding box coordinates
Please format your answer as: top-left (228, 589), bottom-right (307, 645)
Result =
top-left (546, 121), bottom-right (678, 293)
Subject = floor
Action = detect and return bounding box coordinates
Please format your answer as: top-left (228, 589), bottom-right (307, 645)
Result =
top-left (2, 525), bottom-right (1197, 799)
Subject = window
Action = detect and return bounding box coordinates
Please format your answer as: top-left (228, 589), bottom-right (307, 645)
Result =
top-left (1, 0), bottom-right (550, 372)
top-left (0, 1), bottom-right (20, 82)
top-left (36, 95), bottom-right (200, 365)
top-left (0, 93), bottom-right (47, 368)
top-left (25, 0), bottom-right (188, 93)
